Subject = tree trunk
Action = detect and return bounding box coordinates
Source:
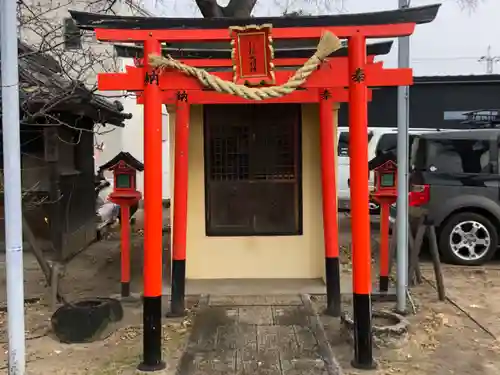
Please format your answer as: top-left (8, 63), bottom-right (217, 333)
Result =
top-left (195, 0), bottom-right (257, 18)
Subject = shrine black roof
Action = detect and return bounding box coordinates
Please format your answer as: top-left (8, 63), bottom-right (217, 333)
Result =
top-left (69, 4), bottom-right (440, 31)
top-left (113, 40), bottom-right (394, 61)
top-left (99, 151), bottom-right (145, 172)
top-left (0, 40), bottom-right (132, 127)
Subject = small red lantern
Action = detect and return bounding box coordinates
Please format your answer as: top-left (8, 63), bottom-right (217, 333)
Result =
top-left (101, 151), bottom-right (143, 205)
top-left (371, 159), bottom-right (398, 294)
top-left (100, 152), bottom-right (144, 298)
top-left (372, 159), bottom-right (398, 200)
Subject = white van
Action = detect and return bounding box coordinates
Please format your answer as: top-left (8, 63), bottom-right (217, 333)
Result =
top-left (336, 127), bottom-right (441, 212)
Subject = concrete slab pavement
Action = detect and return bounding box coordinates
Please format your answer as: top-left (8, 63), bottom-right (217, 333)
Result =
top-left (175, 294), bottom-right (343, 375)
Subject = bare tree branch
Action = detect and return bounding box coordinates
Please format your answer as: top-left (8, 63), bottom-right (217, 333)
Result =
top-left (6, 0), bottom-right (151, 165)
top-left (195, 0), bottom-right (257, 17)
top-left (191, 0), bottom-right (484, 19)
top-left (455, 0), bottom-right (484, 11)
top-left (195, 0), bottom-right (225, 17)
top-left (0, 0), bottom-right (145, 208)
top-left (15, 0), bottom-right (121, 125)
top-left (225, 0), bottom-right (258, 17)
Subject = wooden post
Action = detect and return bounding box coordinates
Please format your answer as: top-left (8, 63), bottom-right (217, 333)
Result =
top-left (348, 31), bottom-right (375, 370)
top-left (379, 202), bottom-right (390, 292)
top-left (120, 205), bottom-right (131, 297)
top-left (170, 99), bottom-right (190, 317)
top-left (411, 217), bottom-right (445, 301)
top-left (319, 93), bottom-right (341, 317)
top-left (44, 127), bottom-right (62, 260)
top-left (138, 37), bottom-right (166, 372)
top-left (409, 217), bottom-right (425, 286)
top-left (427, 222), bottom-right (446, 301)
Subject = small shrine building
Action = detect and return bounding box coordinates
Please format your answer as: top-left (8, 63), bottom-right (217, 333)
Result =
top-left (70, 5), bottom-right (440, 281)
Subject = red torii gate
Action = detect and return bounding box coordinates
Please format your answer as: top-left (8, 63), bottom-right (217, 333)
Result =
top-left (71, 4), bottom-right (439, 372)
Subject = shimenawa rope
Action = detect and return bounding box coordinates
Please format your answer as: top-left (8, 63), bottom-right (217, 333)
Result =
top-left (148, 31), bottom-right (341, 101)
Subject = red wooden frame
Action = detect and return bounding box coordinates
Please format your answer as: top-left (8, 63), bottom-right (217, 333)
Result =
top-left (106, 160), bottom-right (142, 300)
top-left (373, 160), bottom-right (398, 197)
top-left (92, 18), bottom-right (423, 368)
top-left (370, 159), bottom-right (398, 296)
top-left (229, 24), bottom-right (275, 86)
top-left (94, 24), bottom-right (416, 313)
top-left (157, 55), bottom-right (377, 68)
top-left (129, 55), bottom-right (378, 104)
top-left (99, 61), bottom-right (412, 93)
top-left (95, 23), bottom-right (416, 42)
top-left (135, 88), bottom-right (373, 104)
top-left (110, 161), bottom-right (137, 192)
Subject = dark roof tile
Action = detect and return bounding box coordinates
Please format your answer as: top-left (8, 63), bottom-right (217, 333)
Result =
top-left (0, 40), bottom-right (132, 127)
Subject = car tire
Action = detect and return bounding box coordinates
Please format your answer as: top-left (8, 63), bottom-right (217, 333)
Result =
top-left (439, 212), bottom-right (498, 266)
top-left (369, 200), bottom-right (380, 215)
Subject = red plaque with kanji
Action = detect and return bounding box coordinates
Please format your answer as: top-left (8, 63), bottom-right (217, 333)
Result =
top-left (229, 24), bottom-right (275, 86)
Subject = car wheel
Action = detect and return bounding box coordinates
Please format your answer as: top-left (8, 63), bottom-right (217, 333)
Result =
top-left (439, 212), bottom-right (498, 266)
top-left (369, 200), bottom-right (380, 214)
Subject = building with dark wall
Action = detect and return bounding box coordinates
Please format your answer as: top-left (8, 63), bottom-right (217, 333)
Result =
top-left (0, 41), bottom-right (132, 261)
top-left (338, 75), bottom-right (500, 129)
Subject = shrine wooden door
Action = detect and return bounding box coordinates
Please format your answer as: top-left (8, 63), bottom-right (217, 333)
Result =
top-left (204, 104), bottom-right (303, 236)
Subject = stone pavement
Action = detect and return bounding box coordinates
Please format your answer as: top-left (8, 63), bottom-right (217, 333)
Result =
top-left (176, 295), bottom-right (342, 375)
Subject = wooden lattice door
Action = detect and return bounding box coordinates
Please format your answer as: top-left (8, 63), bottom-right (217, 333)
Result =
top-left (204, 104), bottom-right (302, 236)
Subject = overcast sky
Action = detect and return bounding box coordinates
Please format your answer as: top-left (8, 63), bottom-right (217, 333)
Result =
top-left (142, 0), bottom-right (499, 77)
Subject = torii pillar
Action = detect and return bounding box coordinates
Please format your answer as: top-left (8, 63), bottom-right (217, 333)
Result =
top-left (140, 37), bottom-right (165, 372)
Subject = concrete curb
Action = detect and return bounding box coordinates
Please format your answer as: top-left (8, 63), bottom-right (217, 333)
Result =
top-left (341, 309), bottom-right (410, 336)
top-left (300, 293), bottom-right (344, 375)
top-left (341, 309), bottom-right (410, 349)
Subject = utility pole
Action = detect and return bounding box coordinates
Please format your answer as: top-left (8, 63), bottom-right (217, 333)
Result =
top-left (1, 0), bottom-right (27, 373)
top-left (396, 0), bottom-right (410, 314)
top-left (478, 45), bottom-right (500, 74)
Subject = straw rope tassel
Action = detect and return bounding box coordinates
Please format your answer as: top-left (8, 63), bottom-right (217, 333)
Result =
top-left (149, 31), bottom-right (341, 101)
